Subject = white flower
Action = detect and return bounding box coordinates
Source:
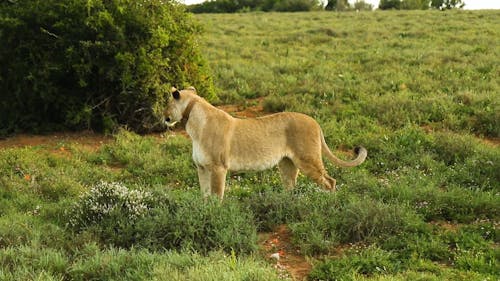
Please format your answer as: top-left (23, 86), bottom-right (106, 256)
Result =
top-left (68, 181), bottom-right (152, 229)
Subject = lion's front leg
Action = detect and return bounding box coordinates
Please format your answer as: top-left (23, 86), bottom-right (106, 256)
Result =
top-left (209, 165), bottom-right (227, 200)
top-left (197, 165), bottom-right (211, 198)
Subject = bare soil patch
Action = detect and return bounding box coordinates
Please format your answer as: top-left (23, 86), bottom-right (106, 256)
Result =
top-left (421, 125), bottom-right (499, 147)
top-left (260, 225), bottom-right (312, 281)
top-left (217, 98), bottom-right (265, 119)
top-left (0, 131), bottom-right (112, 150)
top-left (0, 99), bottom-right (266, 150)
top-left (481, 137), bottom-right (500, 147)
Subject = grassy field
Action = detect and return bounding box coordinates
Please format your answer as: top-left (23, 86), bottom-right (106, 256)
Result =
top-left (1, 10), bottom-right (499, 280)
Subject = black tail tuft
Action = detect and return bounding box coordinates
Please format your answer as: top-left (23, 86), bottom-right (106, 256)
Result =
top-left (354, 146), bottom-right (362, 154)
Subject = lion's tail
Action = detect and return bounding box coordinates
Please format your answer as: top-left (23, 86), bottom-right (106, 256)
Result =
top-left (320, 131), bottom-right (367, 168)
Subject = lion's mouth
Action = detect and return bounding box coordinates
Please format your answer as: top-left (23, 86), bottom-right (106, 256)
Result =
top-left (165, 117), bottom-right (179, 127)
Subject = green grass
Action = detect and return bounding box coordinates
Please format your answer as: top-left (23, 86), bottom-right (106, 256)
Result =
top-left (199, 10), bottom-right (499, 137)
top-left (1, 10), bottom-right (500, 280)
top-left (0, 245), bottom-right (283, 281)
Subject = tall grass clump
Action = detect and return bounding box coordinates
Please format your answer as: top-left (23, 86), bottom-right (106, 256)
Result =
top-left (430, 132), bottom-right (500, 191)
top-left (67, 184), bottom-right (258, 254)
top-left (309, 246), bottom-right (401, 281)
top-left (0, 244), bottom-right (289, 281)
top-left (310, 224), bottom-right (499, 280)
top-left (289, 194), bottom-right (425, 254)
top-left (133, 192), bottom-right (258, 254)
top-left (238, 189), bottom-right (425, 255)
top-left (0, 246), bottom-right (69, 280)
top-left (237, 188), bottom-right (310, 231)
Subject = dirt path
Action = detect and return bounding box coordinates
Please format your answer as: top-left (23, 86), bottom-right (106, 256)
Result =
top-left (260, 225), bottom-right (312, 280)
top-left (2, 99), bottom-right (496, 150)
top-left (0, 131), bottom-right (112, 150)
top-left (0, 100), bottom-right (266, 150)
top-left (217, 97), bottom-right (265, 119)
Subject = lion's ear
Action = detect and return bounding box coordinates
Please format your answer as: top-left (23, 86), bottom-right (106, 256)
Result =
top-left (172, 89), bottom-right (181, 100)
top-left (187, 86), bottom-right (196, 92)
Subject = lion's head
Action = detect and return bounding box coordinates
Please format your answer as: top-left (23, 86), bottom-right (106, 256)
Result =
top-left (164, 87), bottom-right (197, 128)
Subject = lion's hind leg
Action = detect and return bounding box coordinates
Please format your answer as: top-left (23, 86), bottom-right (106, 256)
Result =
top-left (278, 157), bottom-right (299, 190)
top-left (293, 156), bottom-right (337, 191)
top-left (323, 174), bottom-right (337, 191)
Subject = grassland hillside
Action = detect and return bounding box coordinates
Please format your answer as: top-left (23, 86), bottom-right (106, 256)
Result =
top-left (200, 11), bottom-right (498, 138)
top-left (1, 10), bottom-right (499, 280)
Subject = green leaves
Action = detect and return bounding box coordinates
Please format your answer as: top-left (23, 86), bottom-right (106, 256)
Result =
top-left (0, 0), bottom-right (215, 135)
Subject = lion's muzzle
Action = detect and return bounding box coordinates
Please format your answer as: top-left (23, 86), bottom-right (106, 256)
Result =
top-left (165, 117), bottom-right (179, 127)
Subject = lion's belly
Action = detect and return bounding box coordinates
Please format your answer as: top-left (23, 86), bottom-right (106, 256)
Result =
top-left (228, 152), bottom-right (285, 171)
top-left (227, 137), bottom-right (289, 171)
top-left (227, 121), bottom-right (292, 171)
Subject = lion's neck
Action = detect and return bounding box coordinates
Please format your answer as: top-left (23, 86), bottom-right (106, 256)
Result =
top-left (185, 100), bottom-right (232, 140)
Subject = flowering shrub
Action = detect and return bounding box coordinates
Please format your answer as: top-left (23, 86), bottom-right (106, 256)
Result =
top-left (68, 181), bottom-right (152, 230)
top-left (66, 186), bottom-right (258, 253)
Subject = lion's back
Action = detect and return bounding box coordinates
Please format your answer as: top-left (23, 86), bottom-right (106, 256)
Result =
top-left (226, 112), bottom-right (322, 171)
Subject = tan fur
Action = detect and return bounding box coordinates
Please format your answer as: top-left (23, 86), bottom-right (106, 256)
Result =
top-left (165, 87), bottom-right (367, 199)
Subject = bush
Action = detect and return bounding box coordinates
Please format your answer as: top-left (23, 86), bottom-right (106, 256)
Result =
top-left (189, 0), bottom-right (246, 13)
top-left (430, 0), bottom-right (465, 10)
top-left (238, 189), bottom-right (305, 231)
top-left (353, 0), bottom-right (374, 10)
top-left (67, 181), bottom-right (153, 231)
top-left (286, 191), bottom-right (345, 254)
top-left (237, 187), bottom-right (345, 254)
top-left (325, 0), bottom-right (351, 11)
top-left (334, 198), bottom-right (422, 243)
top-left (379, 0), bottom-right (456, 10)
top-left (133, 192), bottom-right (258, 254)
top-left (379, 0), bottom-right (402, 9)
top-left (67, 186), bottom-right (258, 254)
top-left (0, 0), bottom-right (215, 135)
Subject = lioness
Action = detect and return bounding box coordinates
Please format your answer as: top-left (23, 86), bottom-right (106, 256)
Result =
top-left (165, 87), bottom-right (367, 199)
